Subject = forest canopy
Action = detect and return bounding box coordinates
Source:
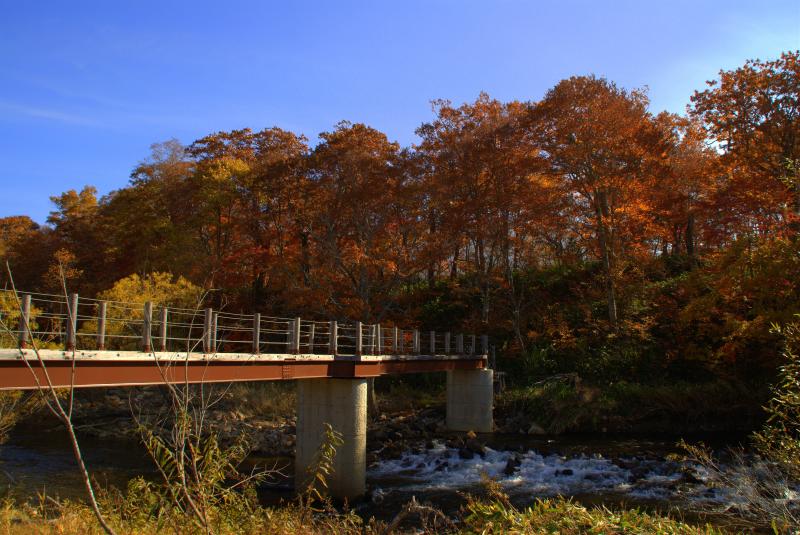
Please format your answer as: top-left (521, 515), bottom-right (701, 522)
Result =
top-left (2, 51), bottom-right (798, 385)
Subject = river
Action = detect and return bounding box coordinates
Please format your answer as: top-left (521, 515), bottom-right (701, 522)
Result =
top-left (0, 424), bottom-right (755, 531)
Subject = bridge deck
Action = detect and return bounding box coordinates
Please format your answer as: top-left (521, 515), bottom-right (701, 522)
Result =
top-left (0, 350), bottom-right (487, 390)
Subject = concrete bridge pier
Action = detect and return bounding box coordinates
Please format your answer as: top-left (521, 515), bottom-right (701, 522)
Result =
top-left (446, 368), bottom-right (494, 432)
top-left (295, 378), bottom-right (367, 500)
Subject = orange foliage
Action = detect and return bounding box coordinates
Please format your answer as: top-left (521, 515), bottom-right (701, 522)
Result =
top-left (2, 51), bottom-right (797, 356)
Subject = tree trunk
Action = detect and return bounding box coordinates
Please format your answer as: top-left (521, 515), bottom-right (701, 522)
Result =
top-left (595, 190), bottom-right (618, 326)
top-left (512, 307), bottom-right (525, 351)
top-left (299, 230), bottom-right (311, 286)
top-left (427, 208), bottom-right (437, 289)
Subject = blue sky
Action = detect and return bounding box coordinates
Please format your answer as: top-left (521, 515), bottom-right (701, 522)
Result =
top-left (1, 1), bottom-right (798, 223)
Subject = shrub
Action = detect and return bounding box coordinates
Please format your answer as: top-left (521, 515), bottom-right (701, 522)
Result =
top-left (754, 319), bottom-right (800, 481)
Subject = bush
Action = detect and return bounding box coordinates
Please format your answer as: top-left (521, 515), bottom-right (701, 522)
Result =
top-left (78, 272), bottom-right (203, 351)
top-left (682, 317), bottom-right (800, 531)
top-left (754, 319), bottom-right (800, 481)
top-left (462, 482), bottom-right (722, 534)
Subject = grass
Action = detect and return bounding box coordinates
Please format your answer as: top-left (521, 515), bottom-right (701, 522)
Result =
top-left (462, 496), bottom-right (725, 534)
top-left (0, 494), bottom-right (726, 534)
top-left (0, 497), bottom-right (371, 535)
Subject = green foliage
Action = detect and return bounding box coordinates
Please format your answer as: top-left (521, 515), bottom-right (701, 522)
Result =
top-left (131, 378), bottom-right (274, 533)
top-left (375, 375), bottom-right (445, 412)
top-left (498, 379), bottom-right (599, 434)
top-left (519, 345), bottom-right (559, 379)
top-left (137, 423), bottom-right (264, 531)
top-left (497, 379), bottom-right (763, 434)
top-left (754, 318), bottom-right (800, 482)
top-left (300, 423), bottom-right (343, 506)
top-left (482, 234), bottom-right (800, 388)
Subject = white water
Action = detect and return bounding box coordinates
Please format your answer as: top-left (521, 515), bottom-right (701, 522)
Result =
top-left (368, 441), bottom-right (727, 505)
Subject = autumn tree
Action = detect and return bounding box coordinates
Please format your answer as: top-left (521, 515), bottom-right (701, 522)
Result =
top-left (0, 216), bottom-right (51, 290)
top-left (690, 51), bottom-right (800, 233)
top-left (416, 94), bottom-right (561, 344)
top-left (46, 186), bottom-right (107, 292)
top-left (48, 186), bottom-right (100, 245)
top-left (306, 121), bottom-right (423, 320)
top-left (530, 76), bottom-right (670, 326)
top-left (649, 113), bottom-right (720, 259)
top-left (0, 216), bottom-right (38, 259)
top-left (103, 140), bottom-right (198, 281)
top-left (187, 128), bottom-right (309, 310)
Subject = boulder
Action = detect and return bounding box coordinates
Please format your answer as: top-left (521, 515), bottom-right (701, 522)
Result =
top-left (458, 448), bottom-right (475, 460)
top-left (503, 455), bottom-right (522, 475)
top-left (527, 423), bottom-right (547, 435)
top-left (465, 438), bottom-right (486, 456)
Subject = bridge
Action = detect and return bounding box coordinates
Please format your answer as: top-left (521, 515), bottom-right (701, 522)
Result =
top-left (0, 289), bottom-right (494, 499)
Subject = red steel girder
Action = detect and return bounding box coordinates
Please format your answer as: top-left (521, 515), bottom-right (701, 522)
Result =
top-left (0, 358), bottom-right (486, 390)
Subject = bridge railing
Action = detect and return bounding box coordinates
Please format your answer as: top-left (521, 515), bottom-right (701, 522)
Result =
top-left (0, 289), bottom-right (488, 358)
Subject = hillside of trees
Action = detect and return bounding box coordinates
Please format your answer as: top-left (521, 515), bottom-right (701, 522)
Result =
top-left (1, 51), bottom-right (798, 388)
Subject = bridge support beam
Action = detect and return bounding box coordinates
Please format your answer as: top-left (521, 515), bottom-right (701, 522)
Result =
top-left (295, 378), bottom-right (367, 500)
top-left (446, 368), bottom-right (493, 433)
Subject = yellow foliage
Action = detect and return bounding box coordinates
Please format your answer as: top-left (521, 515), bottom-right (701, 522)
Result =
top-left (78, 273), bottom-right (203, 348)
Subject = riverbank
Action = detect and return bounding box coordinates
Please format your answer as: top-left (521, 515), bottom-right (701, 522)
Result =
top-left (495, 377), bottom-right (767, 435)
top-left (1, 378), bottom-right (782, 532)
top-left (0, 491), bottom-right (728, 534)
top-left (55, 376), bottom-right (768, 450)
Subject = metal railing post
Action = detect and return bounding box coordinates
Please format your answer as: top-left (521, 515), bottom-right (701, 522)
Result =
top-left (368, 324), bottom-right (375, 354)
top-left (66, 293), bottom-right (78, 352)
top-left (413, 329), bottom-right (420, 354)
top-left (355, 321), bottom-right (362, 356)
top-left (203, 308), bottom-right (213, 354)
top-left (456, 333), bottom-right (464, 354)
top-left (329, 320), bottom-right (338, 355)
top-left (392, 326), bottom-right (399, 354)
top-left (142, 301), bottom-right (153, 353)
top-left (159, 306), bottom-right (168, 352)
top-left (292, 317), bottom-right (301, 354)
top-left (211, 312), bottom-right (219, 353)
top-left (376, 324), bottom-right (382, 354)
top-left (430, 330), bottom-right (436, 355)
top-left (253, 313), bottom-right (261, 354)
top-left (97, 301), bottom-right (107, 350)
top-left (309, 322), bottom-right (315, 353)
top-left (19, 294), bottom-right (30, 349)
top-left (444, 332), bottom-right (451, 355)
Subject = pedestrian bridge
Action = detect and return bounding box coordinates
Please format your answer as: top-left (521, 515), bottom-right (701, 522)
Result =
top-left (0, 290), bottom-right (494, 499)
